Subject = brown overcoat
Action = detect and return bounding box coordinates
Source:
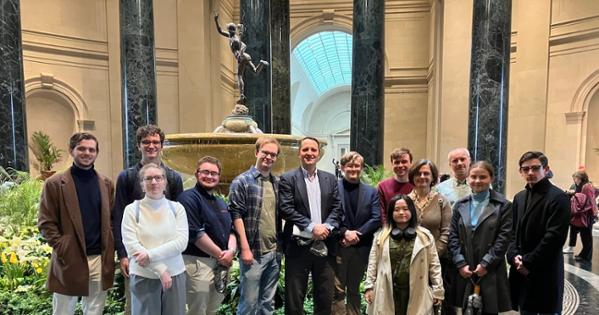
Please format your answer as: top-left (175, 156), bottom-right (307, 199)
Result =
top-left (38, 168), bottom-right (115, 296)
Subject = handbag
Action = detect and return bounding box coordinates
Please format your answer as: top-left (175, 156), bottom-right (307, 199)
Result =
top-left (570, 193), bottom-right (591, 228)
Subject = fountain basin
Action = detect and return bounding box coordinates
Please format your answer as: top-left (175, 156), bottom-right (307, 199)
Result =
top-left (162, 133), bottom-right (324, 188)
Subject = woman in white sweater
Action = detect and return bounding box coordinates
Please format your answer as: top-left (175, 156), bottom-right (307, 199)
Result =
top-left (121, 163), bottom-right (189, 315)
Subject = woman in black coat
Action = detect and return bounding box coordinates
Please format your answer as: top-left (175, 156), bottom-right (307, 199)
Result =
top-left (448, 161), bottom-right (512, 314)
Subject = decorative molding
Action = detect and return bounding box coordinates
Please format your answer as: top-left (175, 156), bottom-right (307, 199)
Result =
top-left (290, 10), bottom-right (352, 47)
top-left (549, 15), bottom-right (599, 56)
top-left (385, 67), bottom-right (429, 86)
top-left (565, 111), bottom-right (586, 123)
top-left (21, 29), bottom-right (108, 60)
top-left (40, 73), bottom-right (55, 89)
top-left (24, 74), bottom-right (88, 121)
top-left (385, 82), bottom-right (428, 94)
top-left (570, 68), bottom-right (599, 113)
top-left (156, 47), bottom-right (178, 68)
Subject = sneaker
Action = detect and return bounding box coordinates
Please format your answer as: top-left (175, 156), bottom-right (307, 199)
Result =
top-left (563, 246), bottom-right (575, 254)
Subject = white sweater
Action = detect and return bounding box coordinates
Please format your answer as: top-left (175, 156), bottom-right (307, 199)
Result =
top-left (121, 196), bottom-right (189, 279)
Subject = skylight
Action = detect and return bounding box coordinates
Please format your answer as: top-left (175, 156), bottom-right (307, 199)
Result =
top-left (293, 31), bottom-right (352, 95)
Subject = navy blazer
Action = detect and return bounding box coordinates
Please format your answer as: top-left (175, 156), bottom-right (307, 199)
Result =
top-left (279, 167), bottom-right (342, 256)
top-left (337, 179), bottom-right (381, 247)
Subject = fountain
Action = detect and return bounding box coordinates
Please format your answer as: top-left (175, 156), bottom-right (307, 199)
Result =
top-left (161, 13), bottom-right (324, 190)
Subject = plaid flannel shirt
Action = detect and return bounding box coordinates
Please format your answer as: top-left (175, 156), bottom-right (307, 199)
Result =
top-left (228, 166), bottom-right (282, 256)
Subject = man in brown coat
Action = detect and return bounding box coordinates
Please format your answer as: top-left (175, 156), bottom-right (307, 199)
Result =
top-left (38, 132), bottom-right (115, 315)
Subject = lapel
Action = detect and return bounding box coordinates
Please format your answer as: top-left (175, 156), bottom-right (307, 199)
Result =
top-left (338, 179), bottom-right (346, 213)
top-left (318, 171), bottom-right (328, 219)
top-left (521, 182), bottom-right (547, 225)
top-left (474, 201), bottom-right (496, 231)
top-left (411, 229), bottom-right (429, 264)
top-left (98, 174), bottom-right (110, 240)
top-left (61, 171), bottom-right (86, 252)
top-left (457, 200), bottom-right (472, 228)
top-left (355, 183), bottom-right (367, 223)
top-left (296, 168), bottom-right (311, 217)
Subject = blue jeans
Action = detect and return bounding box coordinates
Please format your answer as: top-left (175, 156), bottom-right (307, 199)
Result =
top-left (237, 251), bottom-right (281, 315)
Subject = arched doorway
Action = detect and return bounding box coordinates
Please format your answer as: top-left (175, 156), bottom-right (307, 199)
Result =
top-left (291, 30), bottom-right (352, 173)
top-left (585, 90), bottom-right (599, 182)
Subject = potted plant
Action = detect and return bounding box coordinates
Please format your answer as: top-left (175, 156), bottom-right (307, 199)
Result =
top-left (29, 131), bottom-right (63, 179)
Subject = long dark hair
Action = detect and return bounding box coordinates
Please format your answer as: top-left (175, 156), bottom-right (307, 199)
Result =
top-left (386, 194), bottom-right (418, 229)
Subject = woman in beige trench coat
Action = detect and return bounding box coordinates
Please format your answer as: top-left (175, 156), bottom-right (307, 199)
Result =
top-left (364, 194), bottom-right (444, 315)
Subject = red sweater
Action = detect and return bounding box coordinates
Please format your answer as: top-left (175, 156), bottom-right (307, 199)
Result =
top-left (377, 178), bottom-right (414, 224)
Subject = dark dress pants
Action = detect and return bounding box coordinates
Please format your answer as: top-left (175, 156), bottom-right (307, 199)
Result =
top-left (285, 244), bottom-right (335, 315)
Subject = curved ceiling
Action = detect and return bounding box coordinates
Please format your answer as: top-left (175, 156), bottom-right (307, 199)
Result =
top-left (292, 31), bottom-right (352, 95)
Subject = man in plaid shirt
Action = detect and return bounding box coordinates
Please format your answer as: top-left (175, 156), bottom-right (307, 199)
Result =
top-left (228, 137), bottom-right (282, 315)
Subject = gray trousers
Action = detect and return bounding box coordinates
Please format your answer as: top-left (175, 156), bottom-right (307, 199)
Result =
top-left (130, 272), bottom-right (186, 315)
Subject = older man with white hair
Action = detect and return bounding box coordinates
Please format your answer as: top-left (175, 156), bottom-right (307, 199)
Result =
top-left (435, 148), bottom-right (472, 206)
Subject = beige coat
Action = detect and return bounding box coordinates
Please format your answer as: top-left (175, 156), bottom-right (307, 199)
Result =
top-left (364, 226), bottom-right (444, 315)
top-left (38, 169), bottom-right (115, 296)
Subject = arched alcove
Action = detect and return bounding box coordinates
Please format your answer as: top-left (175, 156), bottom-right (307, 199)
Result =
top-left (25, 89), bottom-right (78, 175)
top-left (584, 90), bottom-right (599, 182)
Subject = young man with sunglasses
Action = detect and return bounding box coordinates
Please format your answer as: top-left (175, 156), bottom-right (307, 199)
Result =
top-left (112, 125), bottom-right (183, 314)
top-left (507, 151), bottom-right (570, 315)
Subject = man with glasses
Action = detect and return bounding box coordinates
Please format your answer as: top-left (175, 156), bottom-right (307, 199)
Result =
top-left (507, 151), bottom-right (570, 315)
top-left (178, 156), bottom-right (237, 314)
top-left (38, 133), bottom-right (115, 315)
top-left (228, 137), bottom-right (282, 315)
top-left (112, 125), bottom-right (183, 314)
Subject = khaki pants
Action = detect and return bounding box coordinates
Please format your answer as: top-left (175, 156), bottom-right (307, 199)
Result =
top-left (52, 255), bottom-right (107, 315)
top-left (183, 255), bottom-right (225, 315)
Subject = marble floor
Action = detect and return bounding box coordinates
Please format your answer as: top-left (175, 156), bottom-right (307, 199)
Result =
top-left (558, 226), bottom-right (599, 315)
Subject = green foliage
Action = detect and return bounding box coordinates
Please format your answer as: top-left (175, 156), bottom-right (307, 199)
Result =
top-left (361, 164), bottom-right (391, 187)
top-left (29, 131), bottom-right (64, 172)
top-left (0, 287), bottom-right (52, 315)
top-left (0, 171), bottom-right (43, 233)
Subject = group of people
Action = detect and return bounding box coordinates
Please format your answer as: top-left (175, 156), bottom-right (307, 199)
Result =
top-left (37, 125), bottom-right (574, 315)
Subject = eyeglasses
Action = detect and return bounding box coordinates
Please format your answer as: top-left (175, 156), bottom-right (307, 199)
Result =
top-left (520, 165), bottom-right (543, 173)
top-left (198, 169), bottom-right (220, 177)
top-left (259, 150), bottom-right (278, 158)
top-left (141, 140), bottom-right (161, 146)
top-left (144, 175), bottom-right (165, 182)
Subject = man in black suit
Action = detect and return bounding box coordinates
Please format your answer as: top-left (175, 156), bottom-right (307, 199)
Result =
top-left (332, 151), bottom-right (380, 315)
top-left (279, 137), bottom-right (342, 315)
top-left (507, 151), bottom-right (570, 315)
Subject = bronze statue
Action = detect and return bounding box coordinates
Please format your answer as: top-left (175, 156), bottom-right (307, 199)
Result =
top-left (214, 12), bottom-right (268, 105)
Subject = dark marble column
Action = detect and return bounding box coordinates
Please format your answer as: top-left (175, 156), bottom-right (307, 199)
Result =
top-left (350, 0), bottom-right (385, 167)
top-left (241, 0), bottom-right (272, 132)
top-left (467, 0), bottom-right (512, 193)
top-left (270, 0), bottom-right (290, 134)
top-left (120, 0), bottom-right (157, 167)
top-left (0, 0), bottom-right (28, 171)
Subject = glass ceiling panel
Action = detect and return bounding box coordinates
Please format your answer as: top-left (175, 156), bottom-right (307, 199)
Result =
top-left (293, 31), bottom-right (352, 95)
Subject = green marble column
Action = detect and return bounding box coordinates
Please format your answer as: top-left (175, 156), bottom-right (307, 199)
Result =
top-left (467, 0), bottom-right (512, 193)
top-left (350, 0), bottom-right (385, 167)
top-left (0, 0), bottom-right (28, 171)
top-left (120, 0), bottom-right (157, 167)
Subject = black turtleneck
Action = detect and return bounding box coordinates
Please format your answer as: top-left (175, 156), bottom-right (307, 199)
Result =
top-left (342, 179), bottom-right (360, 219)
top-left (71, 163), bottom-right (102, 255)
